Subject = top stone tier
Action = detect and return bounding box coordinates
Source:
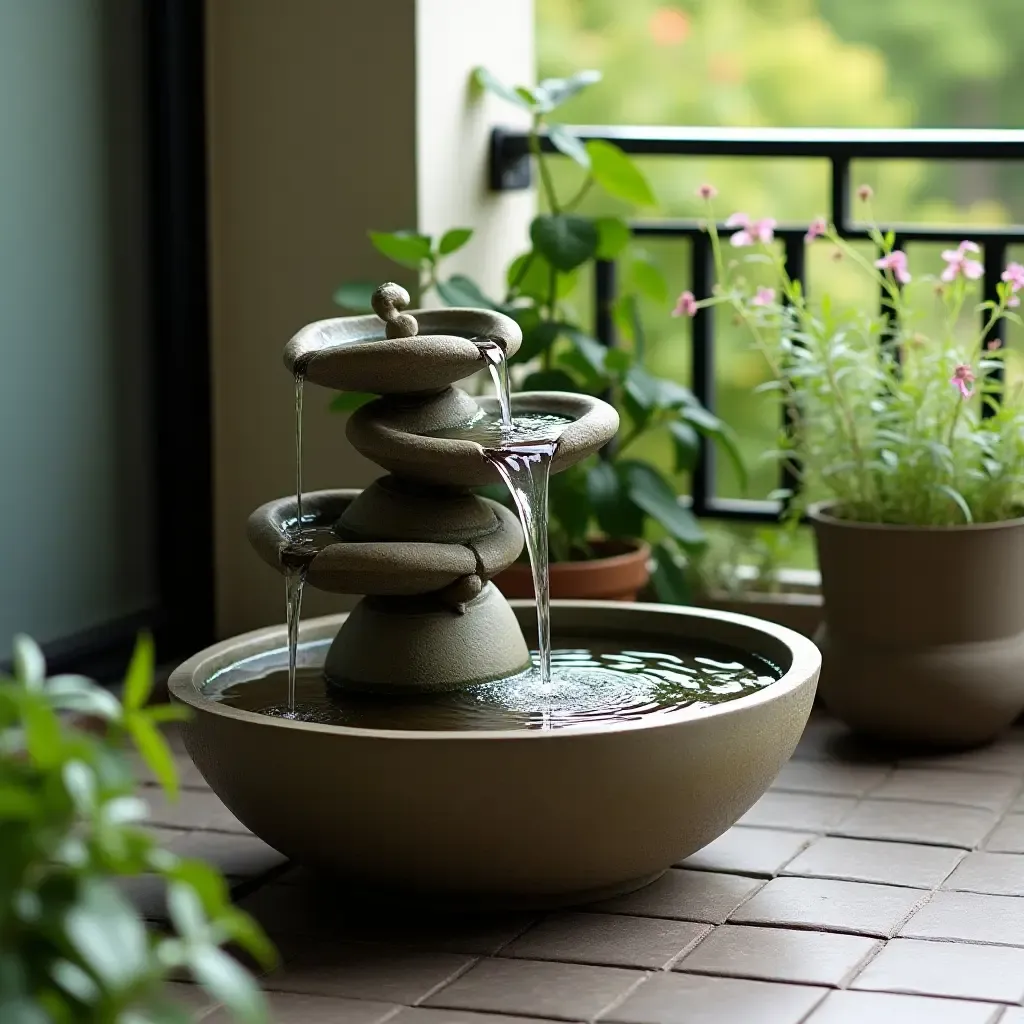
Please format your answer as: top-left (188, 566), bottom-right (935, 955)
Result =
top-left (284, 283), bottom-right (522, 394)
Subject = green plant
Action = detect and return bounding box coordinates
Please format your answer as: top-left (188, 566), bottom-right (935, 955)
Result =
top-left (0, 634), bottom-right (274, 1024)
top-left (332, 68), bottom-right (745, 602)
top-left (689, 188), bottom-right (1024, 525)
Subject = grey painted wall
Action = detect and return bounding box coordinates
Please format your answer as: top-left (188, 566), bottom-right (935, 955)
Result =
top-left (0, 0), bottom-right (155, 646)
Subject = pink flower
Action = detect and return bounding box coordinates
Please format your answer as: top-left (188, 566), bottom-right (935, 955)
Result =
top-left (941, 241), bottom-right (984, 282)
top-left (1002, 262), bottom-right (1024, 306)
top-left (1002, 262), bottom-right (1024, 290)
top-left (857, 184), bottom-right (873, 202)
top-left (726, 212), bottom-right (776, 247)
top-left (751, 287), bottom-right (776, 307)
top-left (988, 339), bottom-right (1002, 351)
top-left (672, 290), bottom-right (698, 318)
top-left (697, 183), bottom-right (718, 200)
top-left (874, 250), bottom-right (911, 285)
top-left (950, 363), bottom-right (975, 399)
top-left (804, 217), bottom-right (827, 243)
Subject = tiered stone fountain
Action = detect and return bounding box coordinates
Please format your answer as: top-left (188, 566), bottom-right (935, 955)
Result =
top-left (169, 286), bottom-right (820, 907)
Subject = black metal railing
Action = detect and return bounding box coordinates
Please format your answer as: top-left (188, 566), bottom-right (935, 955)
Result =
top-left (490, 125), bottom-right (1024, 522)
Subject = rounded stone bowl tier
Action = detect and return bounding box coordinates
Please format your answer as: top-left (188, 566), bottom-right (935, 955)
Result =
top-left (168, 602), bottom-right (820, 908)
top-left (285, 307), bottom-right (522, 395)
top-left (347, 390), bottom-right (620, 487)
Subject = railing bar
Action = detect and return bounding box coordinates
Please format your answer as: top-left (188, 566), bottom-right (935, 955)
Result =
top-left (594, 259), bottom-right (616, 350)
top-left (830, 158), bottom-right (850, 232)
top-left (631, 222), bottom-right (1024, 243)
top-left (781, 237), bottom-right (806, 512)
top-left (982, 241), bottom-right (1008, 418)
top-left (690, 233), bottom-right (715, 517)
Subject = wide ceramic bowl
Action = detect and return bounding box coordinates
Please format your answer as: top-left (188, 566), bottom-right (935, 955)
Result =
top-left (168, 602), bottom-right (819, 907)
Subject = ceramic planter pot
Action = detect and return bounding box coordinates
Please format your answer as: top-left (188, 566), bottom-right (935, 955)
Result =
top-left (494, 540), bottom-right (651, 602)
top-left (810, 502), bottom-right (1024, 748)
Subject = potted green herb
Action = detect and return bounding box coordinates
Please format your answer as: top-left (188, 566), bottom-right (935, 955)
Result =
top-left (688, 186), bottom-right (1024, 747)
top-left (332, 68), bottom-right (744, 603)
top-left (0, 634), bottom-right (274, 1022)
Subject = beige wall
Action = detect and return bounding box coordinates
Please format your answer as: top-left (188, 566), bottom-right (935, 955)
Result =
top-left (206, 0), bottom-right (534, 637)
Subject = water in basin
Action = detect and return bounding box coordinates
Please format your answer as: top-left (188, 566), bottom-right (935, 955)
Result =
top-left (204, 636), bottom-right (781, 731)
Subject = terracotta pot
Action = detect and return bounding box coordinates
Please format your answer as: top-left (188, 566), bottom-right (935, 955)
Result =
top-left (493, 540), bottom-right (651, 602)
top-left (810, 502), bottom-right (1024, 748)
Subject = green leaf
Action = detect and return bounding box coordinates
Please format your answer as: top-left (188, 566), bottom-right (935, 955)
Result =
top-left (65, 878), bottom-right (148, 991)
top-left (516, 319), bottom-right (563, 363)
top-left (188, 947), bottom-right (268, 1024)
top-left (626, 366), bottom-right (695, 412)
top-left (506, 252), bottom-right (577, 302)
top-left (145, 703), bottom-right (191, 725)
top-left (329, 392), bottom-right (374, 413)
top-left (649, 539), bottom-right (693, 605)
top-left (438, 228), bottom-right (473, 256)
top-left (0, 784), bottom-right (39, 819)
top-left (515, 85), bottom-right (541, 110)
top-left (435, 274), bottom-right (497, 309)
top-left (127, 713), bottom-right (179, 800)
top-left (168, 882), bottom-right (207, 941)
top-left (565, 330), bottom-right (609, 376)
top-left (472, 67), bottom-right (535, 111)
top-left (22, 698), bottom-right (61, 766)
top-left (218, 909), bottom-right (278, 971)
top-left (123, 632), bottom-right (155, 712)
top-left (585, 140), bottom-right (656, 207)
top-left (935, 483), bottom-right (973, 523)
top-left (669, 420), bottom-right (701, 473)
top-left (595, 217), bottom-right (631, 260)
top-left (549, 464), bottom-right (592, 551)
top-left (45, 674), bottom-right (122, 721)
top-left (622, 461), bottom-right (706, 548)
top-left (681, 406), bottom-right (748, 493)
top-left (521, 370), bottom-right (581, 393)
top-left (546, 124), bottom-right (590, 169)
top-left (62, 760), bottom-right (96, 813)
top-left (627, 258), bottom-right (669, 304)
top-left (536, 70), bottom-right (602, 109)
top-left (51, 959), bottom-right (100, 1003)
top-left (604, 348), bottom-right (633, 376)
top-left (12, 635), bottom-right (45, 690)
top-left (368, 230), bottom-right (432, 270)
top-left (530, 215), bottom-right (599, 273)
top-left (587, 462), bottom-right (644, 539)
top-left (331, 281), bottom-right (376, 312)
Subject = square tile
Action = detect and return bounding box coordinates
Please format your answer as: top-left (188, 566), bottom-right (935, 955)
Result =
top-left (204, 992), bottom-right (396, 1024)
top-left (729, 876), bottom-right (924, 937)
top-left (772, 760), bottom-right (889, 797)
top-left (168, 830), bottom-right (286, 879)
top-left (265, 942), bottom-right (473, 1002)
top-left (144, 789), bottom-right (249, 834)
top-left (806, 991), bottom-right (1001, 1024)
top-left (985, 815), bottom-right (1024, 853)
top-left (851, 937), bottom-right (1024, 1003)
top-left (390, 1011), bottom-right (557, 1024)
top-left (869, 769), bottom-right (1020, 812)
top-left (587, 869), bottom-right (762, 924)
top-left (116, 875), bottom-right (168, 921)
top-left (901, 891), bottom-right (1024, 946)
top-left (425, 958), bottom-right (643, 1021)
top-left (737, 792), bottom-right (857, 831)
top-left (832, 799), bottom-right (997, 849)
top-left (676, 924), bottom-right (878, 987)
top-left (784, 837), bottom-right (964, 889)
top-left (502, 912), bottom-right (708, 969)
top-left (944, 852), bottom-right (1024, 897)
top-left (680, 827), bottom-right (814, 877)
top-left (604, 973), bottom-right (827, 1024)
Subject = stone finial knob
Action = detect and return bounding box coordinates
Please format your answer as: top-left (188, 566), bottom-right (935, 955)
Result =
top-left (372, 282), bottom-right (419, 340)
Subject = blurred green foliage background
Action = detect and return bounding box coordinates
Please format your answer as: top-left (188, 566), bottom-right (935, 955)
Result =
top-left (535, 0), bottom-right (1024, 569)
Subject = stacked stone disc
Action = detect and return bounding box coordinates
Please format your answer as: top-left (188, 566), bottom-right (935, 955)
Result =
top-left (248, 284), bottom-right (618, 693)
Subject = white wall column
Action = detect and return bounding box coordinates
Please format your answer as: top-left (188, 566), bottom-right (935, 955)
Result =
top-left (205, 0), bottom-right (534, 637)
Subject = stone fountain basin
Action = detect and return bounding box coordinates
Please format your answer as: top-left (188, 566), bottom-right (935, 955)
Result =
top-left (168, 602), bottom-right (819, 907)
